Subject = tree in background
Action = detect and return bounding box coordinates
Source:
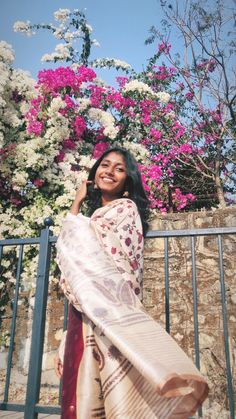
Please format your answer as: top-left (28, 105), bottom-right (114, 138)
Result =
top-left (145, 0), bottom-right (236, 207)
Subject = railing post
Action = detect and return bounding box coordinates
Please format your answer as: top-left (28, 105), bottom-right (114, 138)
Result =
top-left (24, 218), bottom-right (54, 419)
top-left (164, 237), bottom-right (170, 333)
top-left (218, 235), bottom-right (235, 419)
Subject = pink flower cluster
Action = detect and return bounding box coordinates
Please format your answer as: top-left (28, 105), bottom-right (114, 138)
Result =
top-left (152, 65), bottom-right (177, 81)
top-left (23, 61), bottom-right (224, 212)
top-left (158, 42), bottom-right (171, 54)
top-left (197, 59), bottom-right (217, 73)
top-left (74, 116), bottom-right (87, 138)
top-left (25, 95), bottom-right (46, 136)
top-left (93, 141), bottom-right (109, 158)
top-left (37, 66), bottom-right (96, 94)
top-left (172, 188), bottom-right (195, 211)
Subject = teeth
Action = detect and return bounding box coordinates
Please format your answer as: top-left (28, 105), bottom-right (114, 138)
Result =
top-left (102, 177), bottom-right (114, 182)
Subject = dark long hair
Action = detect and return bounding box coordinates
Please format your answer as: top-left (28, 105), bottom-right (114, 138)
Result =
top-left (85, 147), bottom-right (150, 236)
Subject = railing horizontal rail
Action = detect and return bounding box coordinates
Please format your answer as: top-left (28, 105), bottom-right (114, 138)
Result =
top-left (0, 402), bottom-right (25, 412)
top-left (146, 226), bottom-right (236, 238)
top-left (0, 237), bottom-right (41, 246)
top-left (1, 227), bottom-right (235, 246)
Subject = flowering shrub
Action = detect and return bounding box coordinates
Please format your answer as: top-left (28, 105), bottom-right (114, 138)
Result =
top-left (0, 7), bottom-right (234, 308)
top-left (17, 58), bottom-right (208, 217)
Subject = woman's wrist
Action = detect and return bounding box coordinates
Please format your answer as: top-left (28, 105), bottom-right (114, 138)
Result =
top-left (70, 199), bottom-right (82, 215)
top-left (70, 181), bottom-right (89, 215)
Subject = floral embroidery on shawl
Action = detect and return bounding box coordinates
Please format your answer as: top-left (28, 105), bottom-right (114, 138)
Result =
top-left (90, 199), bottom-right (144, 298)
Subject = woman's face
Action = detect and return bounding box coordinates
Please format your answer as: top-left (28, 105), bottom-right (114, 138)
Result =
top-left (95, 152), bottom-right (127, 198)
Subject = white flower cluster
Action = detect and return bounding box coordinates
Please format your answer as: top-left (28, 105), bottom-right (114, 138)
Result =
top-left (54, 8), bottom-right (71, 22)
top-left (0, 41), bottom-right (15, 64)
top-left (9, 69), bottom-right (36, 99)
top-left (91, 39), bottom-right (100, 47)
top-left (41, 43), bottom-right (72, 62)
top-left (77, 98), bottom-right (91, 112)
top-left (0, 42), bottom-right (36, 148)
top-left (44, 99), bottom-right (70, 144)
top-left (92, 58), bottom-right (131, 70)
top-left (48, 97), bottom-right (66, 114)
top-left (88, 108), bottom-right (119, 139)
top-left (123, 80), bottom-right (156, 96)
top-left (12, 171), bottom-right (29, 190)
top-left (15, 138), bottom-right (51, 171)
top-left (85, 24), bottom-right (93, 33)
top-left (21, 199), bottom-right (54, 227)
top-left (156, 91), bottom-right (171, 104)
top-left (79, 155), bottom-right (96, 169)
top-left (0, 208), bottom-right (34, 239)
top-left (122, 141), bottom-right (150, 163)
top-left (20, 254), bottom-right (39, 290)
top-left (13, 20), bottom-right (33, 36)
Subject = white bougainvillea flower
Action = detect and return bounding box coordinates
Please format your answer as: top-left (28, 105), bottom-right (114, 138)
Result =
top-left (123, 80), bottom-right (156, 95)
top-left (54, 9), bottom-right (71, 22)
top-left (156, 91), bottom-right (171, 104)
top-left (88, 107), bottom-right (119, 139)
top-left (13, 20), bottom-right (33, 36)
top-left (92, 58), bottom-right (131, 70)
top-left (0, 41), bottom-right (15, 64)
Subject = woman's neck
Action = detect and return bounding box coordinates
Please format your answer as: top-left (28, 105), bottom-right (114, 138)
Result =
top-left (101, 194), bottom-right (120, 206)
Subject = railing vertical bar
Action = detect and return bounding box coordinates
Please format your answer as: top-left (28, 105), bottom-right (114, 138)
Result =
top-left (0, 244), bottom-right (3, 330)
top-left (191, 236), bottom-right (202, 418)
top-left (191, 237), bottom-right (200, 370)
top-left (164, 237), bottom-right (170, 333)
top-left (24, 224), bottom-right (52, 419)
top-left (218, 234), bottom-right (235, 419)
top-left (3, 244), bottom-right (24, 402)
top-left (0, 245), bottom-right (3, 264)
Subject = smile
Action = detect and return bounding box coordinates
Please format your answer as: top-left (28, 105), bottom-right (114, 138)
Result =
top-left (101, 177), bottom-right (115, 183)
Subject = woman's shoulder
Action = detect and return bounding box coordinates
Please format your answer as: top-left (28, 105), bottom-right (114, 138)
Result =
top-left (110, 198), bottom-right (137, 209)
top-left (103, 198), bottom-right (138, 215)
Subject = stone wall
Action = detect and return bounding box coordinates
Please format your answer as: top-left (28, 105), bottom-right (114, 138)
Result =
top-left (0, 206), bottom-right (235, 416)
top-left (143, 206), bottom-right (236, 416)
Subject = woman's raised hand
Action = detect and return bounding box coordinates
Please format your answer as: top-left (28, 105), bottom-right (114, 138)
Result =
top-left (70, 180), bottom-right (93, 215)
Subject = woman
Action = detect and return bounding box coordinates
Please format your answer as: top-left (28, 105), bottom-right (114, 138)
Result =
top-left (56, 147), bottom-right (208, 419)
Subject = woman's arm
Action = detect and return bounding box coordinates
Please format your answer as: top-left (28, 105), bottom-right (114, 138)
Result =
top-left (70, 180), bottom-right (92, 215)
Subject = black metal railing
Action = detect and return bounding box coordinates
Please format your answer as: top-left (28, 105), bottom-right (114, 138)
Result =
top-left (0, 221), bottom-right (235, 419)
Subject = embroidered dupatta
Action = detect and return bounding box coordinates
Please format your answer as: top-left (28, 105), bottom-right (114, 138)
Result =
top-left (56, 198), bottom-right (208, 419)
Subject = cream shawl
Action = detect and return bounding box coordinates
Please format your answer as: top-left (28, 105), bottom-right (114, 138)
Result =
top-left (56, 198), bottom-right (208, 419)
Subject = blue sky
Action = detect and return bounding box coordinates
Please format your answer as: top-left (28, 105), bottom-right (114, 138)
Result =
top-left (1, 0), bottom-right (175, 85)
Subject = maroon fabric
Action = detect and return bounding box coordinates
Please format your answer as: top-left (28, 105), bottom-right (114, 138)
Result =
top-left (61, 305), bottom-right (84, 419)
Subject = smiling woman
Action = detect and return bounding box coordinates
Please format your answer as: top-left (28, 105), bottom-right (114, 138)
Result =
top-left (55, 147), bottom-right (208, 418)
top-left (94, 152), bottom-right (128, 205)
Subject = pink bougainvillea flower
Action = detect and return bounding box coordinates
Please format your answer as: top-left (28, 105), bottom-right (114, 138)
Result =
top-left (37, 66), bottom-right (96, 94)
top-left (62, 139), bottom-right (76, 150)
top-left (158, 42), bottom-right (171, 54)
top-left (116, 76), bottom-right (129, 88)
top-left (27, 121), bottom-right (44, 136)
top-left (150, 128), bottom-right (162, 141)
top-left (185, 92), bottom-right (194, 101)
top-left (92, 141), bottom-right (109, 159)
top-left (33, 178), bottom-right (44, 188)
top-left (74, 116), bottom-right (87, 138)
top-left (55, 151), bottom-right (65, 163)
